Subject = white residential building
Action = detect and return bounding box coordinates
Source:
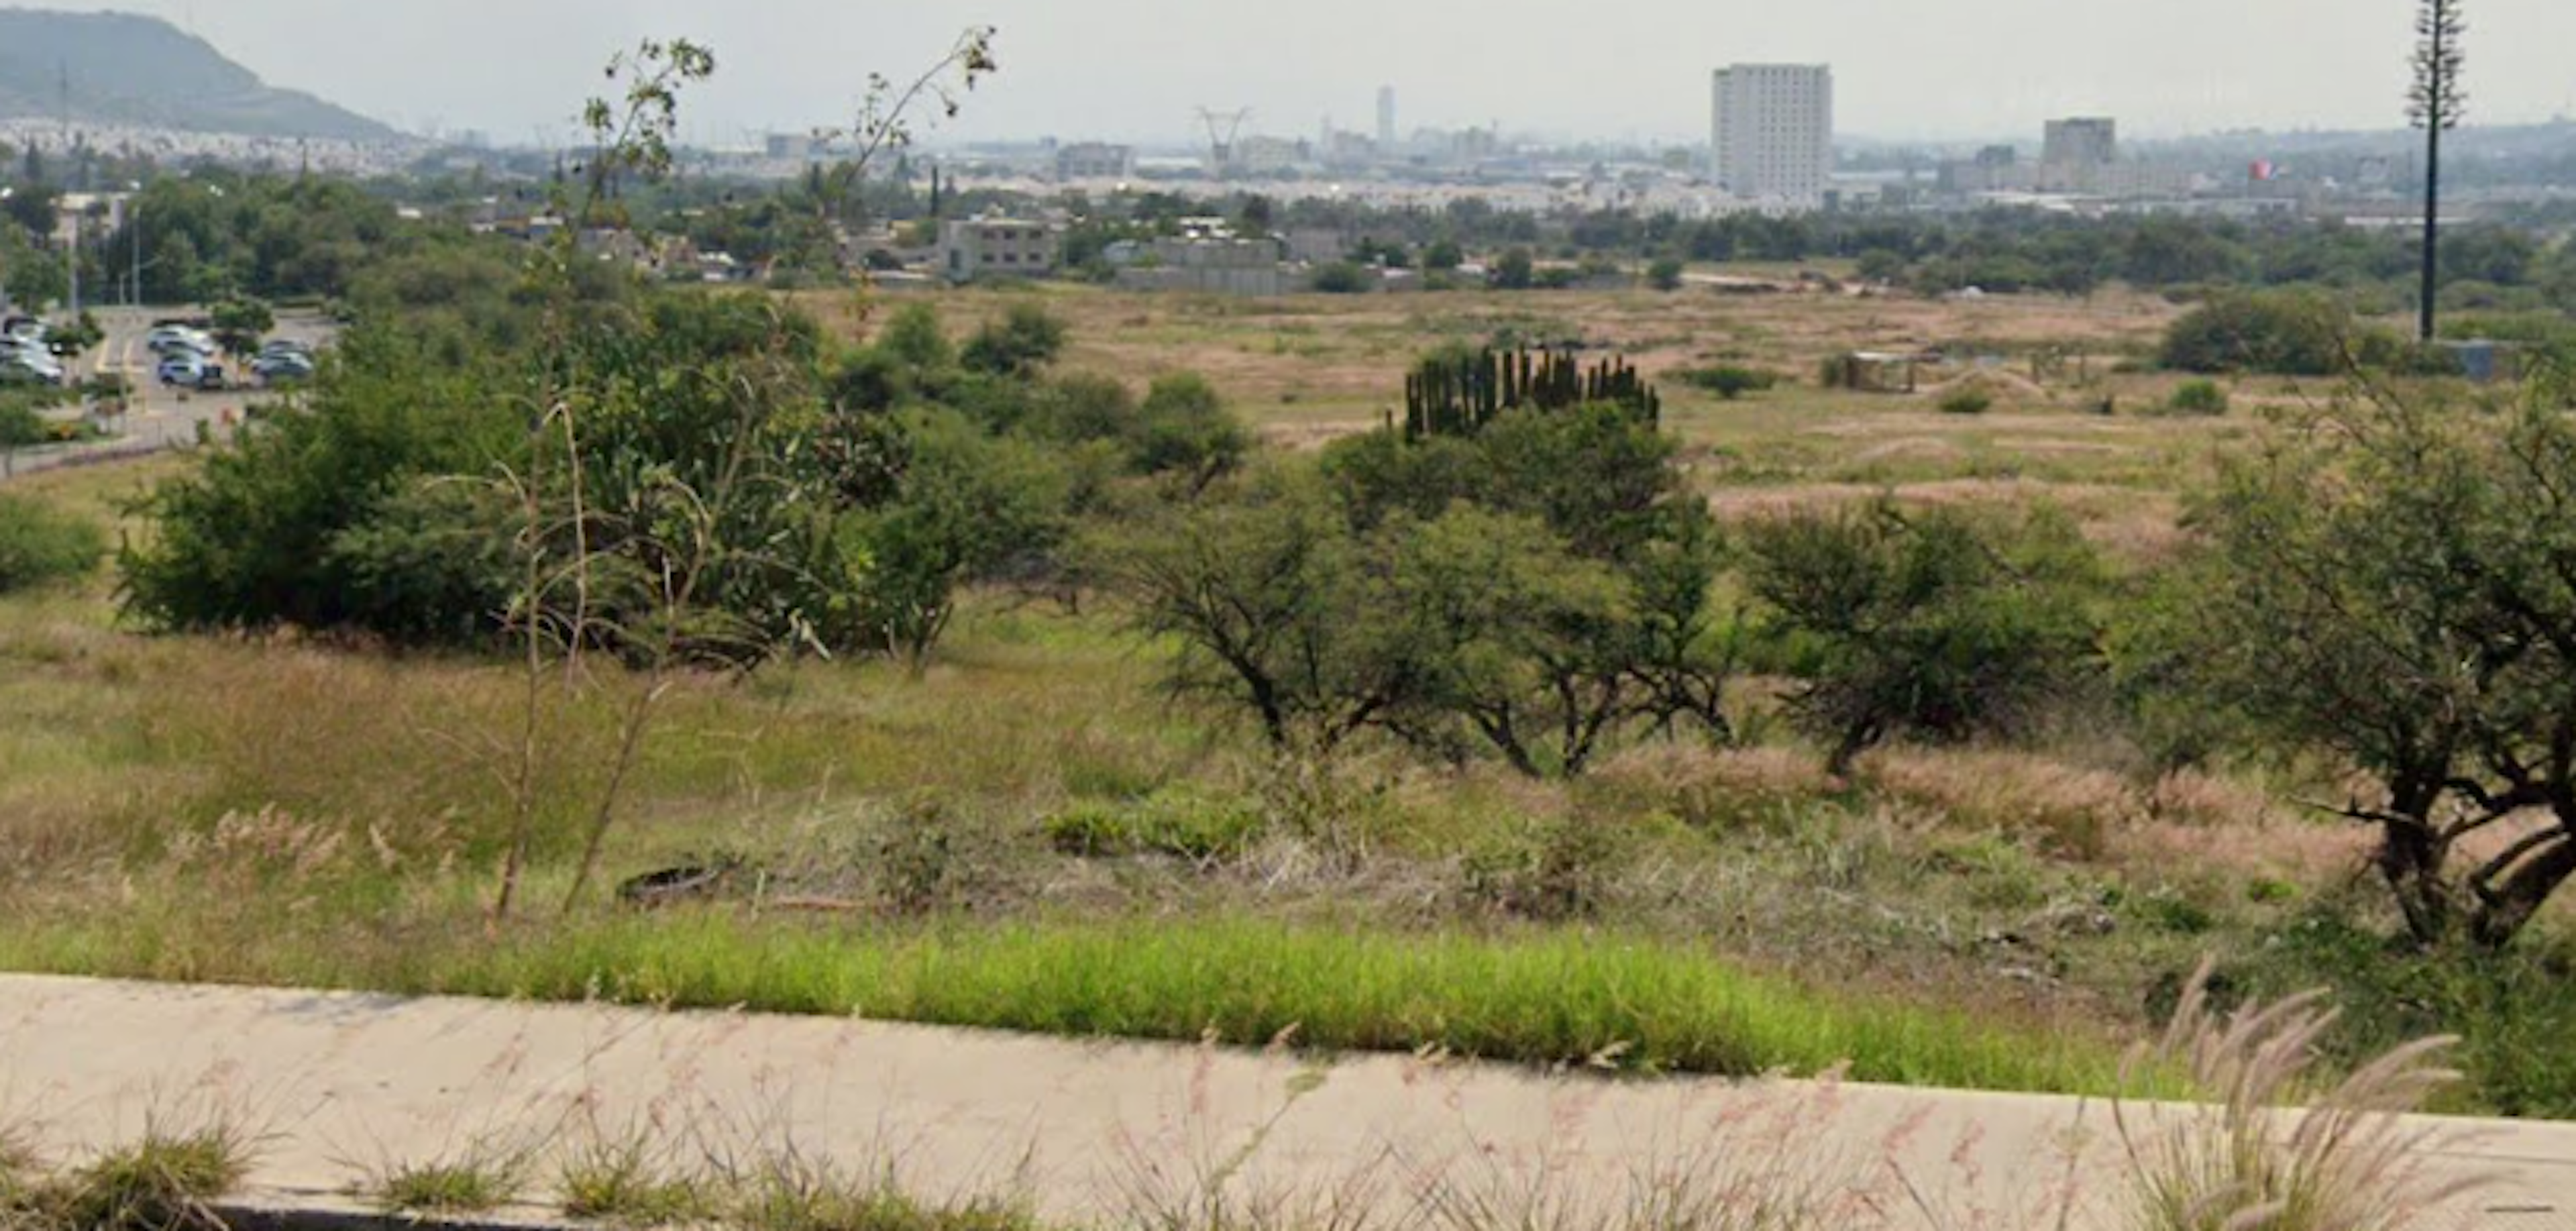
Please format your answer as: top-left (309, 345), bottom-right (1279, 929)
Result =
top-left (1709, 64), bottom-right (1834, 206)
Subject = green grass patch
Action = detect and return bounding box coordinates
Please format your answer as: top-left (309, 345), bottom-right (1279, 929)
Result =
top-left (370, 1155), bottom-right (523, 1216)
top-left (36, 1121), bottom-right (253, 1231)
top-left (0, 912), bottom-right (2124, 1098)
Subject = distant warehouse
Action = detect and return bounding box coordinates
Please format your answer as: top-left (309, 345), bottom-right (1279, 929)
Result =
top-left (1054, 142), bottom-right (1135, 181)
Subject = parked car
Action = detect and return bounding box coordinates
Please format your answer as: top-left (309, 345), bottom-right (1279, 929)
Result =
top-left (252, 352), bottom-right (315, 384)
top-left (1, 340), bottom-right (64, 377)
top-left (157, 356), bottom-right (225, 390)
top-left (149, 333), bottom-right (216, 360)
top-left (0, 356), bottom-right (61, 386)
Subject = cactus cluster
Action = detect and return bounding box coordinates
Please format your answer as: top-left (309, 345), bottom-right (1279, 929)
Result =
top-left (1400, 347), bottom-right (1661, 441)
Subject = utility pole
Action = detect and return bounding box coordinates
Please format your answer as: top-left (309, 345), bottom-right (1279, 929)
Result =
top-left (66, 209), bottom-right (79, 317)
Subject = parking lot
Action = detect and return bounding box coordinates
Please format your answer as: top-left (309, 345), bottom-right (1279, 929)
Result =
top-left (0, 305), bottom-right (335, 480)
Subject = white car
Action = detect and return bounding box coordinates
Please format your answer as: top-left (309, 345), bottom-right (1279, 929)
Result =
top-left (148, 333), bottom-right (216, 359)
top-left (0, 355), bottom-right (61, 386)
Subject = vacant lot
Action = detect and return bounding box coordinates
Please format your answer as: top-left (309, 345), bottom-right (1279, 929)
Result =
top-left (4, 284), bottom-right (2568, 1118)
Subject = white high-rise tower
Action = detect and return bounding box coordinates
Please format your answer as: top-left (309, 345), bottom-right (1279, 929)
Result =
top-left (1376, 86), bottom-right (1397, 150)
top-left (1709, 64), bottom-right (1834, 206)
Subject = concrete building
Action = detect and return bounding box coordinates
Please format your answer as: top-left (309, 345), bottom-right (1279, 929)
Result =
top-left (1710, 64), bottom-right (1834, 206)
top-left (1112, 227), bottom-right (1289, 297)
top-left (937, 216), bottom-right (1062, 282)
top-left (1377, 87), bottom-right (1397, 150)
top-left (2041, 118), bottom-right (2118, 170)
top-left (1054, 142), bottom-right (1134, 181)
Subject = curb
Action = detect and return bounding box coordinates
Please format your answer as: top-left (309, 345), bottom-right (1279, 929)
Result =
top-left (210, 1193), bottom-right (577, 1231)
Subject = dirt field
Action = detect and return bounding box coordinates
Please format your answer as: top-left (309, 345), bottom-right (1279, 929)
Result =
top-left (800, 282), bottom-right (2247, 565)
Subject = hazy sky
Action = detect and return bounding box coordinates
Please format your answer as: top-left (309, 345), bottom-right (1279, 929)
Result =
top-left (30, 0), bottom-right (2576, 147)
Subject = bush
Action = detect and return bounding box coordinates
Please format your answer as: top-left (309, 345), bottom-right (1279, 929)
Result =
top-left (1680, 365), bottom-right (1778, 401)
top-left (1647, 258), bottom-right (1686, 292)
top-left (0, 494), bottom-right (107, 592)
top-left (1309, 262), bottom-right (1370, 295)
top-left (1937, 387), bottom-right (1994, 415)
top-left (853, 408), bottom-right (1069, 669)
top-left (1043, 788), bottom-right (1265, 861)
top-left (960, 304), bottom-right (1068, 378)
top-left (2167, 379), bottom-right (2231, 415)
top-left (1747, 500), bottom-right (2104, 773)
top-left (2160, 290), bottom-right (2363, 376)
top-left (120, 333), bottom-right (521, 635)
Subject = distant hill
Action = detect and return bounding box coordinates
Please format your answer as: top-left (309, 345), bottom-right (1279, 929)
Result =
top-left (0, 9), bottom-right (399, 142)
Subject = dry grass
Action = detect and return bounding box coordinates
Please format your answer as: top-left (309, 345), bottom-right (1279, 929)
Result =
top-left (1863, 748), bottom-right (2145, 861)
top-left (1409, 1079), bottom-right (1904, 1231)
top-left (2113, 961), bottom-right (2488, 1231)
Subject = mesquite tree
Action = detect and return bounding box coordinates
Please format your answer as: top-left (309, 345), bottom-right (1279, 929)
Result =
top-left (2410, 0), bottom-right (2466, 343)
top-left (2167, 373), bottom-right (2576, 949)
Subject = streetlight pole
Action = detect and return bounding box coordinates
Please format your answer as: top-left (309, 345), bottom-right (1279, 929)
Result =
top-left (66, 208), bottom-right (79, 317)
top-left (129, 191), bottom-right (141, 308)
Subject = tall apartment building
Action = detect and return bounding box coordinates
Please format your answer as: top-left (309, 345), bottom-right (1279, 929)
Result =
top-left (1376, 87), bottom-right (1397, 150)
top-left (1709, 64), bottom-right (1834, 205)
top-left (2042, 118), bottom-right (2118, 169)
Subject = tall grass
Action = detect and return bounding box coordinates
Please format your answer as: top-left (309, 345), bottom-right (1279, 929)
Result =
top-left (2114, 961), bottom-right (2484, 1231)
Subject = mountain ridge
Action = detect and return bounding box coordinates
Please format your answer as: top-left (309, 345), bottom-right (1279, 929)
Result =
top-left (0, 8), bottom-right (400, 142)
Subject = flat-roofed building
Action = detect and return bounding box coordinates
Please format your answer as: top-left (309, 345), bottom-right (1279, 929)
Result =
top-left (938, 217), bottom-right (1062, 282)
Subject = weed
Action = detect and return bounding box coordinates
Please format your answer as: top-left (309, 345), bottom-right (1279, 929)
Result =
top-left (725, 1147), bottom-right (1036, 1231)
top-left (880, 796), bottom-right (961, 916)
top-left (559, 1131), bottom-right (717, 1228)
top-left (0, 1125), bottom-right (40, 1224)
top-left (366, 1144), bottom-right (529, 1216)
top-left (2114, 959), bottom-right (2486, 1231)
top-left (48, 1118), bottom-right (256, 1231)
top-left (1413, 1077), bottom-right (1893, 1231)
top-left (1460, 815), bottom-right (1623, 922)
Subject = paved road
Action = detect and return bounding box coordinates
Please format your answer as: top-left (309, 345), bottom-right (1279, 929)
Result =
top-left (0, 975), bottom-right (2566, 1230)
top-left (0, 307), bottom-right (331, 482)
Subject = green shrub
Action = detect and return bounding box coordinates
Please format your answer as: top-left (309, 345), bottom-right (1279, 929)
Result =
top-left (1309, 262), bottom-right (1370, 294)
top-left (2167, 379), bottom-right (2231, 415)
top-left (1130, 372), bottom-right (1250, 486)
top-left (0, 495), bottom-right (107, 593)
top-left (1937, 387), bottom-right (1994, 415)
top-left (960, 304), bottom-right (1068, 377)
top-left (2160, 290), bottom-right (2365, 376)
top-left (1679, 365), bottom-right (1778, 401)
top-left (1044, 788), bottom-right (1265, 861)
top-left (1746, 500), bottom-right (2104, 773)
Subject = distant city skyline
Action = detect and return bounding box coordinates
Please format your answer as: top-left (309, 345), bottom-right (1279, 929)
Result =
top-left (11, 0), bottom-right (2576, 148)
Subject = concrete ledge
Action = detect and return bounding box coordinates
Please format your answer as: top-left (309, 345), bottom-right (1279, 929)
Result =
top-left (3, 974), bottom-right (2569, 1230)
